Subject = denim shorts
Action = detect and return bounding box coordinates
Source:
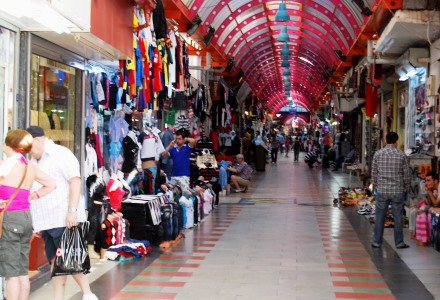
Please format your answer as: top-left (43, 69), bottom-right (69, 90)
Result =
top-left (0, 210), bottom-right (33, 277)
top-left (42, 226), bottom-right (66, 262)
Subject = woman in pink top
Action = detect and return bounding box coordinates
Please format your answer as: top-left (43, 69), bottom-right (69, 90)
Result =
top-left (0, 129), bottom-right (55, 300)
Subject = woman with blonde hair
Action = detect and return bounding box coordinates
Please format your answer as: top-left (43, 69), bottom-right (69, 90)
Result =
top-left (0, 129), bottom-right (55, 300)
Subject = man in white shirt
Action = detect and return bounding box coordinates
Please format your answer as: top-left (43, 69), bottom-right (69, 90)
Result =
top-left (26, 126), bottom-right (97, 300)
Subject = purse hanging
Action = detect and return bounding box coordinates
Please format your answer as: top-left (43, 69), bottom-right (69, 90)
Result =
top-left (0, 162), bottom-right (28, 238)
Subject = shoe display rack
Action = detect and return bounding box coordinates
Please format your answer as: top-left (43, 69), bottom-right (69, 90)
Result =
top-left (415, 97), bottom-right (434, 155)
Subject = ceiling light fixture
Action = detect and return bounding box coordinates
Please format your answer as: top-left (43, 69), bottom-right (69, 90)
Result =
top-left (352, 0), bottom-right (372, 16)
top-left (277, 25), bottom-right (290, 42)
top-left (281, 43), bottom-right (290, 57)
top-left (283, 69), bottom-right (291, 76)
top-left (187, 14), bottom-right (202, 35)
top-left (275, 0), bottom-right (290, 22)
top-left (203, 26), bottom-right (215, 46)
top-left (281, 57), bottom-right (290, 68)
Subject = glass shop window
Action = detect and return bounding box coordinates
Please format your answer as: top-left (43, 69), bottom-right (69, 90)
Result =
top-left (0, 26), bottom-right (16, 154)
top-left (30, 54), bottom-right (76, 151)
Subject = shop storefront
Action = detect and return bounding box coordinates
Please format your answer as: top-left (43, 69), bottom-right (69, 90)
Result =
top-left (0, 23), bottom-right (18, 154)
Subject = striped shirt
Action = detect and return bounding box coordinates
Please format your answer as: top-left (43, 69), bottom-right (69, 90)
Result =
top-left (372, 145), bottom-right (410, 195)
top-left (304, 151), bottom-right (318, 162)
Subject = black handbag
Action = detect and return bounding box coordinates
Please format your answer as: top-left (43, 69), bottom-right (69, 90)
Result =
top-left (172, 91), bottom-right (188, 110)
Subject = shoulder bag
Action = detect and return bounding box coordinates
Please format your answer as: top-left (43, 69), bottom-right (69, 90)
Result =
top-left (0, 162), bottom-right (28, 238)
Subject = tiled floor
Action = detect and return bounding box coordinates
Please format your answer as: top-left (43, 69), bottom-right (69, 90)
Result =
top-left (30, 153), bottom-right (440, 300)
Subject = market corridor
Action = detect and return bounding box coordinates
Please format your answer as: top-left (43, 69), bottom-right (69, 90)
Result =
top-left (31, 155), bottom-right (440, 300)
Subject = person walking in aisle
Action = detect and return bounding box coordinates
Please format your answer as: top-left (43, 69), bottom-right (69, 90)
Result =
top-left (293, 137), bottom-right (301, 162)
top-left (284, 135), bottom-right (291, 158)
top-left (26, 126), bottom-right (98, 300)
top-left (0, 129), bottom-right (55, 300)
top-left (270, 133), bottom-right (280, 164)
top-left (371, 132), bottom-right (411, 249)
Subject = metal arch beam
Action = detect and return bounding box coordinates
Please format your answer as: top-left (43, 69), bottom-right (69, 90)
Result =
top-left (172, 0), bottom-right (381, 109)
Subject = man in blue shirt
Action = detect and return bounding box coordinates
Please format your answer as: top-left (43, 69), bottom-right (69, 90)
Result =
top-left (162, 130), bottom-right (195, 192)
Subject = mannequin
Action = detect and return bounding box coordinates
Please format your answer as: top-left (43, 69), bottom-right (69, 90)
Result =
top-left (121, 128), bottom-right (140, 173)
top-left (138, 124), bottom-right (165, 193)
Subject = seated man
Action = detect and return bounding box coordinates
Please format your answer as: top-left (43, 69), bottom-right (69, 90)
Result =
top-left (333, 144), bottom-right (356, 171)
top-left (227, 154), bottom-right (253, 193)
top-left (408, 172), bottom-right (440, 245)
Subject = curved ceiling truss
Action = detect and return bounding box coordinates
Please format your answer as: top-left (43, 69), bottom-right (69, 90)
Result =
top-left (181, 0), bottom-right (378, 112)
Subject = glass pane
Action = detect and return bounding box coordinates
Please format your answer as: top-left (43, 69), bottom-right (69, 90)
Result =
top-left (0, 26), bottom-right (16, 156)
top-left (30, 54), bottom-right (76, 152)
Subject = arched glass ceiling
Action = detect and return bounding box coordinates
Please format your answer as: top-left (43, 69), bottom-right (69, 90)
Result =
top-left (181, 0), bottom-right (377, 111)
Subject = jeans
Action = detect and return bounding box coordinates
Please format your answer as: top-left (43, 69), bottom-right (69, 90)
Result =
top-left (373, 192), bottom-right (405, 246)
top-left (271, 147), bottom-right (279, 162)
top-left (293, 149), bottom-right (299, 161)
top-left (161, 205), bottom-right (173, 241)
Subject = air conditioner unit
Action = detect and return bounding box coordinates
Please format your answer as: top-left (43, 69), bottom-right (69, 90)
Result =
top-left (395, 48), bottom-right (429, 79)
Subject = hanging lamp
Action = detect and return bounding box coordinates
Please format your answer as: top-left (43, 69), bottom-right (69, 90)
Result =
top-left (277, 25), bottom-right (289, 42)
top-left (280, 43), bottom-right (290, 57)
top-left (281, 57), bottom-right (290, 68)
top-left (283, 75), bottom-right (290, 82)
top-left (283, 68), bottom-right (291, 76)
top-left (275, 0), bottom-right (290, 22)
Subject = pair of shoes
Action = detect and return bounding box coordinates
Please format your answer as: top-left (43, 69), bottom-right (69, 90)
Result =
top-left (82, 293), bottom-right (98, 300)
top-left (234, 189), bottom-right (244, 193)
top-left (242, 186), bottom-right (248, 193)
top-left (396, 243), bottom-right (410, 249)
top-left (371, 243), bottom-right (381, 248)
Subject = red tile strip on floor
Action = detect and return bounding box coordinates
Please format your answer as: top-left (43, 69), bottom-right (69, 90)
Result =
top-left (333, 281), bottom-right (388, 288)
top-left (113, 291), bottom-right (177, 299)
top-left (170, 249), bottom-right (211, 253)
top-left (159, 255), bottom-right (205, 260)
top-left (335, 292), bottom-right (395, 299)
top-left (315, 208), bottom-right (395, 300)
top-left (328, 263), bottom-right (376, 269)
top-left (128, 280), bottom-right (186, 287)
top-left (326, 256), bottom-right (372, 261)
top-left (150, 262), bottom-right (200, 268)
top-left (330, 272), bottom-right (382, 278)
top-left (140, 271), bottom-right (193, 277)
top-left (110, 206), bottom-right (243, 300)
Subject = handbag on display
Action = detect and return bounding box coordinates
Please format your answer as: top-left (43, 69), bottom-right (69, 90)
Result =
top-left (0, 163), bottom-right (28, 239)
top-left (172, 91), bottom-right (188, 110)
